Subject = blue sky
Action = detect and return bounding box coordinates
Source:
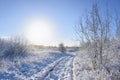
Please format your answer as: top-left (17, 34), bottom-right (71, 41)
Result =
top-left (0, 0), bottom-right (120, 46)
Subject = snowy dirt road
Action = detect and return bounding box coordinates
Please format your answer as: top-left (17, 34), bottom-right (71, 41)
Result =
top-left (28, 54), bottom-right (75, 80)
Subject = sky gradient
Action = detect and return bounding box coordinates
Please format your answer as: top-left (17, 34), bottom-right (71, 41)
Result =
top-left (0, 0), bottom-right (120, 46)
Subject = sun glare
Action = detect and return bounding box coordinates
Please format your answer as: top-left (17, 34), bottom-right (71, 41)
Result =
top-left (25, 18), bottom-right (56, 45)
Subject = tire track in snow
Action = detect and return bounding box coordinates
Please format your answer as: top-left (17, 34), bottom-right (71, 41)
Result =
top-left (72, 56), bottom-right (76, 80)
top-left (27, 57), bottom-right (66, 80)
top-left (42, 57), bottom-right (66, 80)
top-left (44, 56), bottom-right (75, 80)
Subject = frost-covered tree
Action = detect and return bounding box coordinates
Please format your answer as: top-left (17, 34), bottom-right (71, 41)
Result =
top-left (76, 3), bottom-right (112, 70)
top-left (116, 17), bottom-right (120, 39)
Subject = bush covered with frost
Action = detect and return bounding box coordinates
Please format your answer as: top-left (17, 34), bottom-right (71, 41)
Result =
top-left (58, 43), bottom-right (66, 53)
top-left (0, 37), bottom-right (29, 58)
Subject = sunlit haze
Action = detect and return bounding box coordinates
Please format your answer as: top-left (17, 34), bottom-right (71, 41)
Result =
top-left (24, 17), bottom-right (58, 46)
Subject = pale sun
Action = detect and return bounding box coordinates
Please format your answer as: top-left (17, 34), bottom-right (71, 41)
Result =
top-left (25, 18), bottom-right (56, 45)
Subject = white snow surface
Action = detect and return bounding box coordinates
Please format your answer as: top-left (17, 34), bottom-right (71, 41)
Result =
top-left (0, 46), bottom-right (120, 80)
top-left (0, 49), bottom-right (75, 80)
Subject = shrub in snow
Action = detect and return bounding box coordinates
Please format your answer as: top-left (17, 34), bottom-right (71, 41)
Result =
top-left (0, 38), bottom-right (7, 56)
top-left (58, 43), bottom-right (66, 53)
top-left (0, 37), bottom-right (29, 58)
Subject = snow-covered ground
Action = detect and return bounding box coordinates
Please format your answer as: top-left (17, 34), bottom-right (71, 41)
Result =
top-left (0, 49), bottom-right (75, 80)
top-left (0, 46), bottom-right (120, 80)
top-left (73, 50), bottom-right (110, 80)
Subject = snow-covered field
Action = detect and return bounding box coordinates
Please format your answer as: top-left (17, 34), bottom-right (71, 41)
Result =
top-left (0, 45), bottom-right (120, 80)
top-left (0, 49), bottom-right (75, 80)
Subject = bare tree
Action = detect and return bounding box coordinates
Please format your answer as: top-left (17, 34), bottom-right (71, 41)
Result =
top-left (116, 16), bottom-right (120, 40)
top-left (76, 3), bottom-right (111, 70)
